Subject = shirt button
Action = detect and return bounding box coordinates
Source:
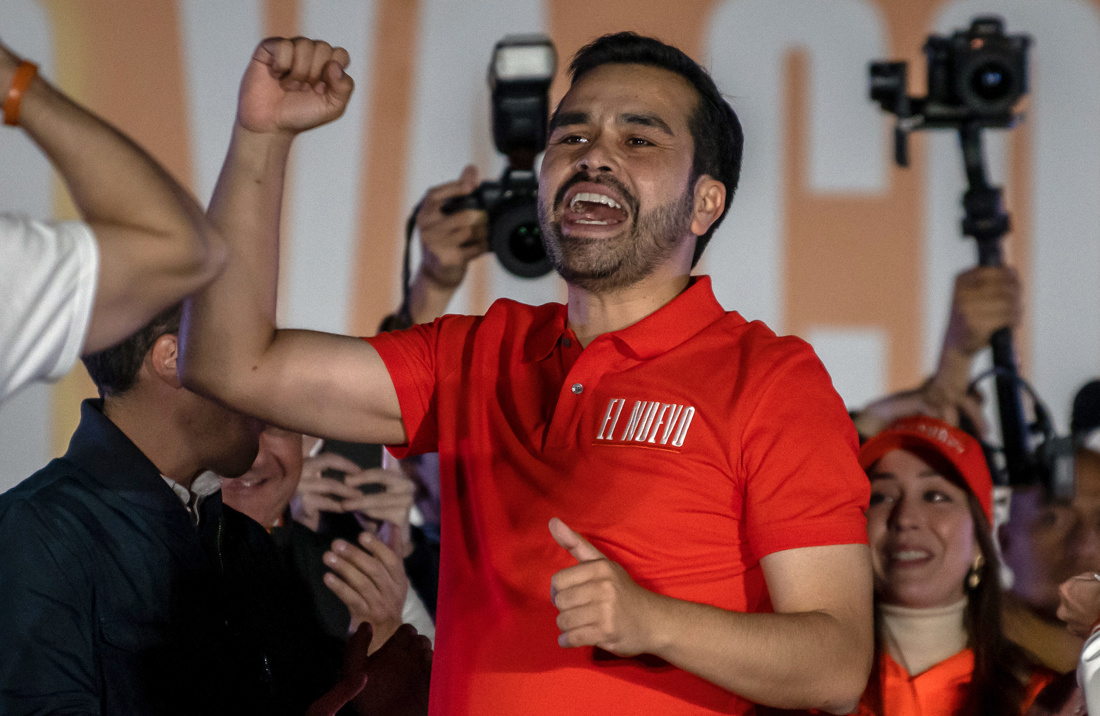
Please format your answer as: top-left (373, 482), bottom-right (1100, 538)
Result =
top-left (571, 383), bottom-right (583, 395)
top-left (562, 337), bottom-right (572, 348)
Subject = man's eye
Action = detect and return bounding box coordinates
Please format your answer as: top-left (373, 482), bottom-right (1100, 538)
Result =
top-left (923, 490), bottom-right (951, 503)
top-left (627, 137), bottom-right (652, 147)
top-left (559, 134), bottom-right (588, 144)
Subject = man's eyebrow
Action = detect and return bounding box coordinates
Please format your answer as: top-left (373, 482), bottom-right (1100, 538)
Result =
top-left (620, 113), bottom-right (674, 136)
top-left (549, 111), bottom-right (589, 131)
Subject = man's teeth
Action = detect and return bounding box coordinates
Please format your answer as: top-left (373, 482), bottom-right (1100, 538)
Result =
top-left (569, 192), bottom-right (623, 212)
top-left (892, 550), bottom-right (930, 561)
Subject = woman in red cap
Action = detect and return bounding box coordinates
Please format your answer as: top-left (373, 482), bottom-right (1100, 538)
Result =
top-left (854, 415), bottom-right (1052, 715)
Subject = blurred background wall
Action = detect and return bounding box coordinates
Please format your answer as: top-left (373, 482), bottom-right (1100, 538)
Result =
top-left (2, 0), bottom-right (1099, 491)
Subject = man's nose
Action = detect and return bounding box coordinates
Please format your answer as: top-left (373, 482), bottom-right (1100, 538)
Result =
top-left (575, 136), bottom-right (617, 173)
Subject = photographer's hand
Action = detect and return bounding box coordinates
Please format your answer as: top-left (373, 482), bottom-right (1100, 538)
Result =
top-left (934, 266), bottom-right (1021, 398)
top-left (403, 165), bottom-right (489, 323)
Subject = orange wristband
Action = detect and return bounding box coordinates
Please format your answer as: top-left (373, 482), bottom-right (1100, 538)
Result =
top-left (3, 61), bottom-right (38, 127)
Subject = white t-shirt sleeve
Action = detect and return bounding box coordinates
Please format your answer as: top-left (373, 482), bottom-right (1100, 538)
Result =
top-left (0, 213), bottom-right (99, 403)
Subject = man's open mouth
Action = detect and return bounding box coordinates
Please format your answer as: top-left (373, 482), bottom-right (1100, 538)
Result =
top-left (562, 185), bottom-right (630, 228)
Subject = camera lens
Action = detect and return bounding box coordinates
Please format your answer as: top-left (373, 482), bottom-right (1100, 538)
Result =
top-left (491, 200), bottom-right (552, 278)
top-left (509, 223), bottom-right (543, 264)
top-left (969, 61), bottom-right (1013, 101)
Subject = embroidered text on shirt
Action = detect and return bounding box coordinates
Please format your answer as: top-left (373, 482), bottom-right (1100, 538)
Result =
top-left (596, 398), bottom-right (695, 447)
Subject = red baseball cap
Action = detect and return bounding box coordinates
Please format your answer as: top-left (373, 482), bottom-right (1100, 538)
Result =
top-left (859, 415), bottom-right (993, 524)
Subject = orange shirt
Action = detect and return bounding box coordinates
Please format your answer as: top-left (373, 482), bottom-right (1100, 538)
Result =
top-left (368, 277), bottom-right (869, 715)
top-left (859, 650), bottom-right (1052, 716)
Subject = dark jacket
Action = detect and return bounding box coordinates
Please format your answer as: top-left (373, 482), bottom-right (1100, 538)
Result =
top-left (0, 400), bottom-right (341, 715)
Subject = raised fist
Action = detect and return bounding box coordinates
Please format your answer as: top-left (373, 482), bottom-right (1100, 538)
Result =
top-left (237, 37), bottom-right (354, 135)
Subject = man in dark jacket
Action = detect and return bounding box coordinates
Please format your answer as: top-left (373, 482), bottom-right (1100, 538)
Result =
top-left (0, 304), bottom-right (347, 715)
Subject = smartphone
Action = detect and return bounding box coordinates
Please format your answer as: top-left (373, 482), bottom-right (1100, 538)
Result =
top-left (320, 467), bottom-right (385, 494)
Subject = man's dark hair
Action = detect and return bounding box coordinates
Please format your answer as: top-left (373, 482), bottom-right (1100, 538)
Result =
top-left (567, 32), bottom-right (744, 267)
top-left (82, 303), bottom-right (183, 398)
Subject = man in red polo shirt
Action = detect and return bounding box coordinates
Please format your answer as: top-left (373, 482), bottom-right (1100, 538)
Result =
top-left (182, 33), bottom-right (873, 715)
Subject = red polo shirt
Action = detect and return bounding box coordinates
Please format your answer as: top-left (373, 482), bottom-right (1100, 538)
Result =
top-left (367, 276), bottom-right (869, 715)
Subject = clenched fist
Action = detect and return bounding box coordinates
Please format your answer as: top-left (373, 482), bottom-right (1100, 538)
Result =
top-left (237, 37), bottom-right (354, 135)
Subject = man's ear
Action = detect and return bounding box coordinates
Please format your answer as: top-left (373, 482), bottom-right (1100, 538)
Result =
top-left (690, 175), bottom-right (726, 238)
top-left (148, 333), bottom-right (182, 389)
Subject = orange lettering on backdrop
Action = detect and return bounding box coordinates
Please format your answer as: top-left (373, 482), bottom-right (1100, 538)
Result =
top-left (782, 47), bottom-right (926, 391)
top-left (351, 0), bottom-right (424, 336)
top-left (781, 0), bottom-right (1035, 392)
top-left (546, 0), bottom-right (721, 102)
top-left (266, 0), bottom-right (299, 37)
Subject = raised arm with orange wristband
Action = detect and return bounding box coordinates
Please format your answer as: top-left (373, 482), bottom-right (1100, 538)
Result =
top-left (0, 39), bottom-right (224, 403)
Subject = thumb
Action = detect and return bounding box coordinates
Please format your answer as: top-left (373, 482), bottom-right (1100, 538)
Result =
top-left (323, 59), bottom-right (355, 102)
top-left (459, 164), bottom-right (479, 194)
top-left (549, 517), bottom-right (605, 563)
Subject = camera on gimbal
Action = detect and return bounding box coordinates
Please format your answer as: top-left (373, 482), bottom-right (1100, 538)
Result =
top-left (441, 35), bottom-right (557, 278)
top-left (870, 16), bottom-right (1029, 166)
top-left (868, 17), bottom-right (1075, 498)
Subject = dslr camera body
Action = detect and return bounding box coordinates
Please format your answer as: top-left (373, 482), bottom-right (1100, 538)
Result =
top-left (870, 16), bottom-right (1029, 165)
top-left (442, 35), bottom-right (557, 278)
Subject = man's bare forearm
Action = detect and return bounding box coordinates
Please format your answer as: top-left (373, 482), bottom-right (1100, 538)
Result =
top-left (180, 39), bottom-right (405, 443)
top-left (180, 122), bottom-right (293, 407)
top-left (552, 526), bottom-right (873, 713)
top-left (645, 597), bottom-right (870, 712)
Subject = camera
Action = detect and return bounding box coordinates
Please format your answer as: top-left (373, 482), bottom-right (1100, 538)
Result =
top-left (870, 16), bottom-right (1029, 165)
top-left (441, 35), bottom-right (557, 278)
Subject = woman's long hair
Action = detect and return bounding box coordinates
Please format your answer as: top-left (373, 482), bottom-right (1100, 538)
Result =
top-left (864, 485), bottom-right (1032, 715)
top-left (962, 495), bottom-right (1030, 715)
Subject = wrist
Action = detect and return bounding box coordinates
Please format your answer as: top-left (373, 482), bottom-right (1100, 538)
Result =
top-left (642, 591), bottom-right (677, 656)
top-left (418, 259), bottom-right (466, 290)
top-left (932, 348), bottom-right (974, 396)
top-left (233, 117), bottom-right (299, 146)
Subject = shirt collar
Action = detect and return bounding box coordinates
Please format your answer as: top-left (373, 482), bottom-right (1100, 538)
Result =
top-left (161, 471), bottom-right (222, 527)
top-left (523, 275), bottom-right (727, 362)
top-left (522, 302), bottom-right (571, 363)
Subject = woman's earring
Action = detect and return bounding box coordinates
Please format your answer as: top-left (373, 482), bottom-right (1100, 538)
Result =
top-left (967, 552), bottom-right (985, 590)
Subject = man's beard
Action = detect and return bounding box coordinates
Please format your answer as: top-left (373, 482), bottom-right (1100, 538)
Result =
top-left (538, 174), bottom-right (695, 294)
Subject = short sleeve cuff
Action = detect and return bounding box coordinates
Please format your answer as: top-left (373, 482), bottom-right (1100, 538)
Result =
top-left (362, 333), bottom-right (427, 459)
top-left (46, 222), bottom-right (99, 382)
top-left (751, 515), bottom-right (869, 561)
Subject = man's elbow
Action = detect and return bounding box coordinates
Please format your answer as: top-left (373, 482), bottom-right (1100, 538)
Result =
top-left (814, 638), bottom-right (873, 714)
top-left (809, 676), bottom-right (867, 715)
top-left (180, 220), bottom-right (228, 288)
